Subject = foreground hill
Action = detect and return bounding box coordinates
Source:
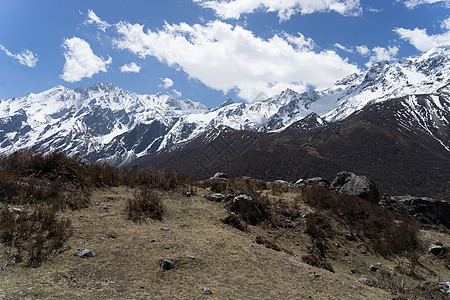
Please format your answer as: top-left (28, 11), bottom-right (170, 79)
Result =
top-left (0, 152), bottom-right (448, 299)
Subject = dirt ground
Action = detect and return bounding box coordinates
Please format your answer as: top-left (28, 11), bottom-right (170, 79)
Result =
top-left (0, 186), bottom-right (448, 299)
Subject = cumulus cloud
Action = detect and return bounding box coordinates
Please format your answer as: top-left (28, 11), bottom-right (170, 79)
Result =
top-left (0, 44), bottom-right (38, 67)
top-left (356, 45), bottom-right (370, 56)
top-left (120, 62), bottom-right (141, 73)
top-left (365, 46), bottom-right (399, 68)
top-left (400, 0), bottom-right (449, 9)
top-left (161, 78), bottom-right (174, 89)
top-left (172, 89), bottom-right (182, 97)
top-left (84, 10), bottom-right (111, 32)
top-left (193, 0), bottom-right (362, 21)
top-left (113, 20), bottom-right (359, 101)
top-left (61, 37), bottom-right (112, 82)
top-left (394, 17), bottom-right (450, 51)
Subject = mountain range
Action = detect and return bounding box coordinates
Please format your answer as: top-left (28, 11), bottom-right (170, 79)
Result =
top-left (1, 47), bottom-right (449, 198)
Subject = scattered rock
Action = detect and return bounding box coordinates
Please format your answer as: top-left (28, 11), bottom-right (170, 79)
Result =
top-left (357, 277), bottom-right (370, 283)
top-left (369, 264), bottom-right (379, 272)
top-left (164, 245), bottom-right (172, 250)
top-left (183, 252), bottom-right (195, 259)
top-left (429, 243), bottom-right (447, 256)
top-left (295, 179), bottom-right (306, 186)
top-left (148, 239), bottom-right (156, 243)
top-left (160, 227), bottom-right (170, 231)
top-left (160, 259), bottom-right (176, 271)
top-left (211, 172), bottom-right (228, 179)
top-left (309, 273), bottom-right (321, 278)
top-left (331, 171), bottom-right (380, 203)
top-left (7, 208), bottom-right (21, 214)
top-left (100, 205), bottom-right (111, 212)
top-left (62, 209), bottom-right (71, 214)
top-left (343, 250), bottom-right (350, 257)
top-left (345, 233), bottom-right (356, 241)
top-left (306, 177), bottom-right (330, 187)
top-left (439, 282), bottom-right (450, 294)
top-left (185, 192), bottom-right (192, 197)
top-left (206, 193), bottom-right (226, 202)
top-left (230, 194), bottom-right (264, 225)
top-left (202, 287), bottom-right (212, 295)
top-left (198, 208), bottom-right (207, 211)
top-left (73, 248), bottom-right (95, 258)
top-left (99, 236), bottom-right (106, 240)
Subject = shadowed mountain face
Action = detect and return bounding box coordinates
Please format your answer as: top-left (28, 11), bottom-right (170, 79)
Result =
top-left (130, 93), bottom-right (450, 200)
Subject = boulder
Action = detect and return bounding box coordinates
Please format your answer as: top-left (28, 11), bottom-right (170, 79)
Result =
top-left (230, 194), bottom-right (264, 225)
top-left (160, 259), bottom-right (176, 271)
top-left (73, 248), bottom-right (95, 258)
top-left (211, 172), bottom-right (228, 179)
top-left (206, 193), bottom-right (226, 202)
top-left (331, 171), bottom-right (380, 203)
top-left (392, 196), bottom-right (450, 228)
top-left (429, 243), bottom-right (447, 256)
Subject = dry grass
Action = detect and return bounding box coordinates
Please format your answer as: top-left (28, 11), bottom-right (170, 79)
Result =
top-left (0, 187), bottom-right (396, 299)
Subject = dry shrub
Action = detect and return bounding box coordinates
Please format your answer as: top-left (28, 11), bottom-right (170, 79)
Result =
top-left (124, 167), bottom-right (192, 190)
top-left (87, 162), bottom-right (122, 187)
top-left (222, 213), bottom-right (247, 231)
top-left (302, 185), bottom-right (418, 256)
top-left (203, 177), bottom-right (268, 195)
top-left (0, 206), bottom-right (72, 267)
top-left (255, 236), bottom-right (281, 251)
top-left (127, 187), bottom-right (164, 222)
top-left (270, 183), bottom-right (290, 195)
top-left (301, 254), bottom-right (334, 272)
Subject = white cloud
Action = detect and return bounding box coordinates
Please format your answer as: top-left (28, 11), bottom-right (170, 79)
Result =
top-left (61, 37), bottom-right (112, 82)
top-left (334, 43), bottom-right (353, 52)
top-left (193, 0), bottom-right (362, 21)
top-left (161, 78), bottom-right (174, 89)
top-left (0, 44), bottom-right (38, 67)
top-left (120, 62), bottom-right (141, 73)
top-left (84, 10), bottom-right (111, 32)
top-left (401, 0), bottom-right (449, 9)
top-left (394, 17), bottom-right (450, 51)
top-left (113, 20), bottom-right (359, 101)
top-left (365, 46), bottom-right (399, 68)
top-left (172, 89), bottom-right (182, 97)
top-left (356, 45), bottom-right (370, 56)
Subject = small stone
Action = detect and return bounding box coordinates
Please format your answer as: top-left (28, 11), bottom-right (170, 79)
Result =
top-left (429, 243), bottom-right (447, 256)
top-left (99, 236), bottom-right (106, 240)
top-left (350, 269), bottom-right (357, 274)
top-left (202, 287), bottom-right (212, 295)
top-left (369, 264), bottom-right (379, 272)
top-left (344, 250), bottom-right (350, 256)
top-left (198, 208), bottom-right (207, 211)
top-left (7, 208), bottom-right (21, 214)
top-left (148, 239), bottom-right (156, 243)
top-left (211, 172), bottom-right (228, 179)
top-left (185, 192), bottom-right (192, 197)
top-left (206, 193), bottom-right (226, 202)
top-left (63, 209), bottom-right (71, 214)
top-left (165, 245), bottom-right (172, 250)
top-left (309, 273), bottom-right (321, 278)
top-left (183, 252), bottom-right (195, 259)
top-left (345, 233), bottom-right (356, 241)
top-left (160, 259), bottom-right (176, 271)
top-left (355, 244), bottom-right (362, 249)
top-left (101, 205), bottom-right (110, 212)
top-left (438, 282), bottom-right (450, 294)
top-left (161, 227), bottom-right (170, 231)
top-left (357, 277), bottom-right (370, 283)
top-left (73, 248), bottom-right (95, 258)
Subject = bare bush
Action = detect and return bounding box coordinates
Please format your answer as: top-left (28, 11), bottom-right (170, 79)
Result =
top-left (0, 206), bottom-right (72, 267)
top-left (127, 187), bottom-right (165, 222)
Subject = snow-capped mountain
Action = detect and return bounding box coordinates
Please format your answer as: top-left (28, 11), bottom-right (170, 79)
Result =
top-left (0, 47), bottom-right (449, 166)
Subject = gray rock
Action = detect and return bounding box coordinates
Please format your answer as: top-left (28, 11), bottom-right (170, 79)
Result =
top-left (73, 248), bottom-right (95, 258)
top-left (309, 273), bottom-right (321, 278)
top-left (100, 205), bottom-right (111, 212)
top-left (356, 277), bottom-right (370, 283)
top-left (148, 239), bottom-right (156, 243)
top-left (7, 208), bottom-right (21, 214)
top-left (306, 177), bottom-right (330, 186)
top-left (230, 194), bottom-right (264, 225)
top-left (183, 251), bottom-right (195, 259)
top-left (206, 193), bottom-right (226, 202)
top-left (211, 172), bottom-right (228, 179)
top-left (369, 264), bottom-right (379, 272)
top-left (160, 227), bottom-right (169, 231)
top-left (202, 287), bottom-right (212, 295)
top-left (331, 171), bottom-right (380, 203)
top-left (429, 243), bottom-right (447, 256)
top-left (439, 282), bottom-right (450, 294)
top-left (160, 259), bottom-right (176, 271)
top-left (343, 250), bottom-right (350, 256)
top-left (295, 179), bottom-right (306, 185)
top-left (345, 233), bottom-right (356, 241)
top-left (164, 245), bottom-right (172, 250)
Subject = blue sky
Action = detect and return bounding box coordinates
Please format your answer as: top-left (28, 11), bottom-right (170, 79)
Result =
top-left (0, 0), bottom-right (449, 107)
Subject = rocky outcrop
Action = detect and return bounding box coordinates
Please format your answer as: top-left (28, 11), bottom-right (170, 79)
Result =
top-left (230, 194), bottom-right (265, 225)
top-left (331, 171), bottom-right (380, 203)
